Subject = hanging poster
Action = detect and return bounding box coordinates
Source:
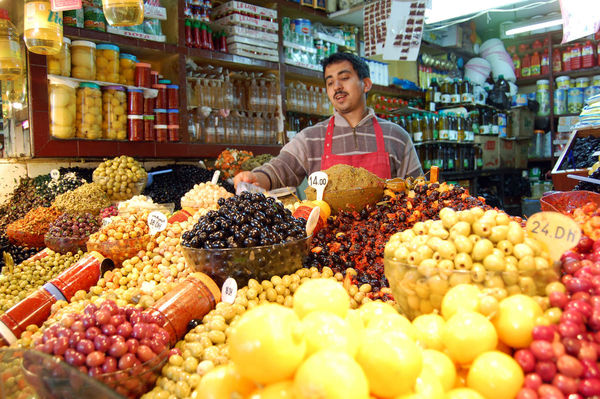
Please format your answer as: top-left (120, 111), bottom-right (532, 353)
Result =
top-left (559, 0), bottom-right (600, 43)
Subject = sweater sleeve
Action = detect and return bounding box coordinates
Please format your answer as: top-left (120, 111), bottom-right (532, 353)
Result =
top-left (403, 140), bottom-right (424, 178)
top-left (252, 131), bottom-right (311, 189)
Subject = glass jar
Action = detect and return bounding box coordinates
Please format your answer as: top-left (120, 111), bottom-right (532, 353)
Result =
top-left (76, 82), bottom-right (102, 139)
top-left (101, 0), bottom-right (144, 27)
top-left (47, 37), bottom-right (71, 77)
top-left (24, 0), bottom-right (63, 56)
top-left (167, 109), bottom-right (179, 125)
top-left (71, 40), bottom-right (96, 80)
top-left (143, 93), bottom-right (155, 114)
top-left (102, 85), bottom-right (127, 140)
top-left (167, 84), bottom-right (179, 108)
top-left (168, 125), bottom-right (179, 142)
top-left (0, 8), bottom-right (24, 80)
top-left (96, 43), bottom-right (119, 83)
top-left (127, 115), bottom-right (144, 141)
top-left (155, 125), bottom-right (167, 142)
top-left (135, 62), bottom-right (151, 87)
top-left (127, 88), bottom-right (143, 115)
top-left (155, 109), bottom-right (167, 125)
top-left (119, 53), bottom-right (136, 85)
top-left (144, 115), bottom-right (155, 141)
top-left (151, 70), bottom-right (159, 86)
top-left (49, 76), bottom-right (77, 139)
top-left (153, 84), bottom-right (167, 108)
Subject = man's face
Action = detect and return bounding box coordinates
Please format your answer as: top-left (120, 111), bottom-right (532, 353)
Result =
top-left (324, 60), bottom-right (372, 115)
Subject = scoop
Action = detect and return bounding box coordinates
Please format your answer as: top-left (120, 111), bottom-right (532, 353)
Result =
top-left (146, 169), bottom-right (173, 188)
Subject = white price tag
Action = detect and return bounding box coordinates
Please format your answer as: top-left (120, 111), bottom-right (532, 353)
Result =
top-left (526, 212), bottom-right (582, 262)
top-left (211, 170), bottom-right (221, 185)
top-left (221, 278), bottom-right (238, 304)
top-left (50, 169), bottom-right (60, 180)
top-left (102, 217), bottom-right (113, 227)
top-left (308, 171), bottom-right (328, 202)
top-left (147, 211), bottom-right (168, 235)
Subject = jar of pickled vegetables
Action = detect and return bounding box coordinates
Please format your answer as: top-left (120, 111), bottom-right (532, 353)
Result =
top-left (96, 43), bottom-right (119, 83)
top-left (153, 84), bottom-right (167, 108)
top-left (49, 76), bottom-right (78, 139)
top-left (127, 88), bottom-right (143, 115)
top-left (76, 82), bottom-right (102, 139)
top-left (119, 53), bottom-right (136, 85)
top-left (71, 40), bottom-right (96, 80)
top-left (135, 62), bottom-right (151, 87)
top-left (102, 85), bottom-right (127, 140)
top-left (101, 0), bottom-right (144, 27)
top-left (47, 37), bottom-right (71, 77)
top-left (144, 115), bottom-right (154, 141)
top-left (127, 115), bottom-right (143, 141)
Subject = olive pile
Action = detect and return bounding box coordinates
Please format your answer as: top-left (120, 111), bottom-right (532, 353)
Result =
top-left (46, 213), bottom-right (100, 239)
top-left (35, 172), bottom-right (87, 206)
top-left (92, 156), bottom-right (147, 201)
top-left (181, 192), bottom-right (306, 249)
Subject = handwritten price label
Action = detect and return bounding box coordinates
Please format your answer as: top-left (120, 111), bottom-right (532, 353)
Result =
top-left (526, 212), bottom-right (581, 261)
top-left (211, 170), bottom-right (221, 185)
top-left (50, 169), bottom-right (60, 180)
top-left (308, 171), bottom-right (328, 201)
top-left (147, 211), bottom-right (168, 235)
top-left (221, 278), bottom-right (238, 304)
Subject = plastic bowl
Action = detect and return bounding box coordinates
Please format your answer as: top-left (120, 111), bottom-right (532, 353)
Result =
top-left (181, 235), bottom-right (312, 287)
top-left (305, 185), bottom-right (384, 215)
top-left (44, 235), bottom-right (89, 254)
top-left (384, 256), bottom-right (560, 320)
top-left (540, 190), bottom-right (600, 213)
top-left (87, 236), bottom-right (150, 266)
top-left (5, 225), bottom-right (46, 248)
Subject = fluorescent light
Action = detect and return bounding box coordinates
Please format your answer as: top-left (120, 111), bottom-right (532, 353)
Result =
top-left (504, 18), bottom-right (563, 36)
top-left (425, 0), bottom-right (524, 24)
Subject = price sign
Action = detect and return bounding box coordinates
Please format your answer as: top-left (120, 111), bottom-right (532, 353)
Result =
top-left (211, 170), bottom-right (221, 185)
top-left (308, 171), bottom-right (328, 201)
top-left (147, 211), bottom-right (168, 235)
top-left (50, 169), bottom-right (60, 180)
top-left (51, 0), bottom-right (82, 11)
top-left (526, 212), bottom-right (582, 262)
top-left (102, 217), bottom-right (113, 227)
top-left (221, 278), bottom-right (238, 304)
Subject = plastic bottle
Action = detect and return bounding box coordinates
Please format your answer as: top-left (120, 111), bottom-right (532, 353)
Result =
top-left (101, 0), bottom-right (143, 27)
top-left (0, 9), bottom-right (23, 81)
top-left (562, 47), bottom-right (571, 71)
top-left (192, 20), bottom-right (201, 48)
top-left (582, 40), bottom-right (595, 69)
top-left (496, 74), bottom-right (510, 98)
top-left (185, 20), bottom-right (193, 47)
top-left (439, 113), bottom-right (449, 140)
top-left (552, 49), bottom-right (562, 73)
top-left (571, 43), bottom-right (582, 70)
top-left (249, 78), bottom-right (259, 112)
top-left (521, 53), bottom-right (531, 77)
top-left (530, 51), bottom-right (540, 76)
top-left (457, 115), bottom-right (465, 142)
top-left (512, 53), bottom-right (521, 79)
top-left (448, 114), bottom-right (458, 141)
top-left (411, 114), bottom-right (421, 142)
top-left (541, 49), bottom-right (549, 75)
top-left (24, 0), bottom-right (63, 56)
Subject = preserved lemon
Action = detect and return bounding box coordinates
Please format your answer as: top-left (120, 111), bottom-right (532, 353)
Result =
top-left (24, 0), bottom-right (63, 55)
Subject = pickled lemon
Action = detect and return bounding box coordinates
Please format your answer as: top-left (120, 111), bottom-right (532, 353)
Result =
top-left (443, 311), bottom-right (497, 365)
top-left (446, 388), bottom-right (485, 399)
top-left (294, 350), bottom-right (369, 399)
top-left (414, 372), bottom-right (445, 399)
top-left (467, 351), bottom-right (524, 399)
top-left (293, 278), bottom-right (350, 319)
top-left (441, 284), bottom-right (481, 320)
top-left (248, 380), bottom-right (295, 399)
top-left (346, 309), bottom-right (365, 341)
top-left (358, 301), bottom-right (398, 326)
top-left (311, 200), bottom-right (331, 220)
top-left (492, 294), bottom-right (543, 348)
top-left (367, 312), bottom-right (417, 342)
top-left (421, 349), bottom-right (456, 391)
top-left (356, 329), bottom-right (422, 398)
top-left (196, 363), bottom-right (256, 399)
top-left (229, 304), bottom-right (305, 384)
top-left (302, 311), bottom-right (358, 356)
top-left (412, 314), bottom-right (445, 350)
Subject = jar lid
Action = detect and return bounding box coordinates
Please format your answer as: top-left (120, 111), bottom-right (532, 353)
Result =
top-left (167, 125), bottom-right (180, 129)
top-left (151, 71), bottom-right (159, 76)
top-left (97, 43), bottom-right (120, 52)
top-left (63, 37), bottom-right (71, 45)
top-left (72, 40), bottom-right (96, 49)
top-left (128, 88), bottom-right (143, 93)
top-left (167, 109), bottom-right (179, 113)
top-left (144, 115), bottom-right (155, 120)
top-left (166, 84), bottom-right (180, 89)
top-left (105, 85), bottom-right (125, 91)
top-left (536, 79), bottom-right (549, 85)
top-left (154, 125), bottom-right (168, 129)
top-left (158, 79), bottom-right (171, 84)
top-left (534, 129), bottom-right (545, 134)
top-left (576, 77), bottom-right (590, 82)
top-left (152, 84), bottom-right (167, 89)
top-left (136, 62), bottom-right (152, 68)
top-left (154, 109), bottom-right (167, 113)
top-left (120, 53), bottom-right (137, 62)
top-left (556, 76), bottom-right (570, 81)
top-left (127, 115), bottom-right (144, 120)
top-left (79, 82), bottom-right (101, 89)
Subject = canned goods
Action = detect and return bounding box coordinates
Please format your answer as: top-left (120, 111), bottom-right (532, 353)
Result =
top-left (555, 76), bottom-right (570, 89)
top-left (568, 87), bottom-right (584, 113)
top-left (593, 75), bottom-right (600, 87)
top-left (536, 80), bottom-right (550, 116)
top-left (576, 77), bottom-right (590, 88)
top-left (293, 19), bottom-right (311, 35)
top-left (554, 88), bottom-right (567, 115)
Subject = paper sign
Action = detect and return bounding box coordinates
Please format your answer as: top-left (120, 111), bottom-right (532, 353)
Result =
top-left (308, 171), bottom-right (328, 202)
top-left (221, 278), bottom-right (238, 304)
top-left (211, 170), bottom-right (221, 185)
top-left (147, 211), bottom-right (168, 235)
top-left (50, 169), bottom-right (60, 180)
top-left (559, 0), bottom-right (600, 43)
top-left (526, 212), bottom-right (581, 261)
top-left (51, 0), bottom-right (82, 11)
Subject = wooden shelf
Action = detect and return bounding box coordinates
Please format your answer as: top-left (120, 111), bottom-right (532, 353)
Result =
top-left (555, 66), bottom-right (600, 79)
top-left (64, 26), bottom-right (178, 54)
top-left (371, 85), bottom-right (424, 99)
top-left (516, 73), bottom-right (551, 86)
top-left (186, 47), bottom-right (279, 70)
top-left (283, 64), bottom-right (323, 81)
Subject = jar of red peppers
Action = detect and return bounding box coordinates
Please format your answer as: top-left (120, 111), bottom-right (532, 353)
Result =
top-left (128, 115), bottom-right (144, 141)
top-left (155, 125), bottom-right (167, 142)
top-left (167, 109), bottom-right (179, 125)
top-left (167, 84), bottom-right (179, 108)
top-left (151, 70), bottom-right (159, 86)
top-left (154, 109), bottom-right (168, 125)
top-left (144, 115), bottom-right (155, 141)
top-left (153, 84), bottom-right (167, 109)
top-left (168, 125), bottom-right (179, 142)
top-left (143, 94), bottom-right (155, 114)
top-left (127, 88), bottom-right (143, 115)
top-left (135, 62), bottom-right (151, 88)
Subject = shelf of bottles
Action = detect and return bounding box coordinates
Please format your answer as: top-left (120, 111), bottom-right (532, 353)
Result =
top-left (187, 70), bottom-right (280, 145)
top-left (285, 80), bottom-right (331, 135)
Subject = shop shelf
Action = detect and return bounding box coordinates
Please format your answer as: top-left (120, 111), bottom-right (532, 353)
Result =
top-left (421, 40), bottom-right (476, 60)
top-left (186, 47), bottom-right (279, 70)
top-left (63, 26), bottom-right (178, 53)
top-left (516, 73), bottom-right (551, 86)
top-left (371, 85), bottom-right (424, 99)
top-left (47, 74), bottom-right (158, 98)
top-left (283, 63), bottom-right (323, 80)
top-left (555, 66), bottom-right (600, 79)
top-left (328, 4), bottom-right (364, 25)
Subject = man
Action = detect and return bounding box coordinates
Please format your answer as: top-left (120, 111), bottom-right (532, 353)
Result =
top-left (234, 52), bottom-right (423, 190)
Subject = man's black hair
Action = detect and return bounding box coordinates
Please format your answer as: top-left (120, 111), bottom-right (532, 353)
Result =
top-left (320, 52), bottom-right (370, 80)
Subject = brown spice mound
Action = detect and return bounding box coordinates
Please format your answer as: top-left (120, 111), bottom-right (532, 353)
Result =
top-left (306, 164), bottom-right (383, 196)
top-left (52, 183), bottom-right (111, 215)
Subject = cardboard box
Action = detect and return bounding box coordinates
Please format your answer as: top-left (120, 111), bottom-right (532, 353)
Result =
top-left (215, 14), bottom-right (278, 33)
top-left (475, 135), bottom-right (500, 170)
top-left (500, 138), bottom-right (530, 169)
top-left (557, 116), bottom-right (581, 133)
top-left (423, 25), bottom-right (463, 48)
top-left (508, 108), bottom-right (535, 138)
top-left (212, 1), bottom-right (278, 20)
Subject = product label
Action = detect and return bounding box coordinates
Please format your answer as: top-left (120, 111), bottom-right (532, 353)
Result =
top-left (582, 46), bottom-right (593, 56)
top-left (429, 102), bottom-right (436, 112)
top-left (461, 93), bottom-right (474, 103)
top-left (413, 131), bottom-right (423, 142)
top-left (221, 277), bottom-right (238, 304)
top-left (50, 0), bottom-right (81, 11)
top-left (448, 158), bottom-right (454, 169)
top-left (526, 212), bottom-right (581, 261)
top-left (491, 125), bottom-right (499, 134)
top-left (211, 170), bottom-right (220, 185)
top-left (463, 158), bottom-right (469, 168)
top-left (439, 129), bottom-right (449, 140)
top-left (521, 66), bottom-right (530, 77)
top-left (148, 211), bottom-right (168, 235)
top-left (441, 94), bottom-right (451, 104)
top-left (448, 130), bottom-right (458, 141)
top-left (424, 159), bottom-right (432, 170)
top-left (434, 92), bottom-right (441, 103)
top-left (531, 65), bottom-right (541, 75)
top-left (465, 130), bottom-right (475, 141)
top-left (451, 94), bottom-right (461, 104)
top-left (102, 217), bottom-right (113, 227)
top-left (308, 171), bottom-right (328, 201)
top-left (476, 157), bottom-right (483, 168)
top-left (0, 40), bottom-right (22, 60)
top-left (25, 3), bottom-right (63, 31)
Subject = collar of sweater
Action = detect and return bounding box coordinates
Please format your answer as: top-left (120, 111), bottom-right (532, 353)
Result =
top-left (333, 107), bottom-right (376, 128)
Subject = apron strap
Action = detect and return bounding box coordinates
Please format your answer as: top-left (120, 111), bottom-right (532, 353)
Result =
top-left (323, 117), bottom-right (335, 157)
top-left (371, 117), bottom-right (387, 154)
top-left (323, 116), bottom-right (387, 155)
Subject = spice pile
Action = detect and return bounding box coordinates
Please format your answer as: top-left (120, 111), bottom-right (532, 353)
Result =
top-left (52, 183), bottom-right (111, 215)
top-left (34, 172), bottom-right (87, 206)
top-left (6, 207), bottom-right (63, 248)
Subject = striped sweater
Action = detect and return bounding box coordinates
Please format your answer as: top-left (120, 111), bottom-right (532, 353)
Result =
top-left (254, 108), bottom-right (423, 189)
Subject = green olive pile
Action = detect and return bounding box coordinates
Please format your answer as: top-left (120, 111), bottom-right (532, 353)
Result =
top-left (92, 156), bottom-right (148, 201)
top-left (384, 207), bottom-right (559, 319)
top-left (0, 249), bottom-right (84, 313)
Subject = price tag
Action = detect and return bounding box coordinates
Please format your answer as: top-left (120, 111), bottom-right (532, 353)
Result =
top-left (50, 169), bottom-right (60, 180)
top-left (221, 278), bottom-right (238, 304)
top-left (50, 0), bottom-right (82, 11)
top-left (308, 171), bottom-right (328, 201)
top-left (526, 212), bottom-right (582, 262)
top-left (147, 211), bottom-right (168, 235)
top-left (211, 170), bottom-right (221, 185)
top-left (102, 217), bottom-right (113, 227)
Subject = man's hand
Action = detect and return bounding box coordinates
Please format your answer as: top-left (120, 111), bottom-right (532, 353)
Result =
top-left (234, 171), bottom-right (271, 190)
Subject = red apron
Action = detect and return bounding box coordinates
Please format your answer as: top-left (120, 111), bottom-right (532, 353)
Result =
top-left (321, 116), bottom-right (391, 179)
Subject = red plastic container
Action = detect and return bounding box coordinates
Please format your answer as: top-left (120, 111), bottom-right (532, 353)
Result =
top-left (153, 84), bottom-right (167, 109)
top-left (0, 288), bottom-right (57, 346)
top-left (167, 84), bottom-right (179, 108)
top-left (582, 40), bottom-right (595, 69)
top-left (144, 115), bottom-right (155, 141)
top-left (135, 62), bottom-right (151, 88)
top-left (50, 252), bottom-right (111, 301)
top-left (540, 191), bottom-right (600, 214)
top-left (127, 88), bottom-right (143, 115)
top-left (128, 115), bottom-right (144, 141)
top-left (571, 43), bottom-right (582, 70)
top-left (563, 48), bottom-right (571, 71)
top-left (168, 125), bottom-right (179, 142)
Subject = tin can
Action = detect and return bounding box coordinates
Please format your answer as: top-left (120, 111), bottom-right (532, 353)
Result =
top-left (554, 88), bottom-right (567, 115)
top-left (294, 19), bottom-right (311, 35)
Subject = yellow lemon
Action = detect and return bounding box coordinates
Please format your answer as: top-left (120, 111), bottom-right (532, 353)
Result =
top-left (294, 350), bottom-right (369, 399)
top-left (196, 363), bottom-right (256, 399)
top-left (302, 311), bottom-right (358, 357)
top-left (443, 311), bottom-right (497, 365)
top-left (367, 312), bottom-right (417, 342)
top-left (421, 349), bottom-right (456, 391)
top-left (467, 351), bottom-right (524, 399)
top-left (412, 313), bottom-right (445, 350)
top-left (293, 278), bottom-right (350, 319)
top-left (346, 308), bottom-right (365, 341)
top-left (229, 304), bottom-right (305, 384)
top-left (446, 388), bottom-right (486, 399)
top-left (395, 394), bottom-right (425, 399)
top-left (414, 372), bottom-right (445, 399)
top-left (311, 200), bottom-right (331, 220)
top-left (248, 380), bottom-right (295, 399)
top-left (441, 284), bottom-right (481, 320)
top-left (492, 294), bottom-right (543, 348)
top-left (358, 301), bottom-right (398, 326)
top-left (356, 329), bottom-right (423, 398)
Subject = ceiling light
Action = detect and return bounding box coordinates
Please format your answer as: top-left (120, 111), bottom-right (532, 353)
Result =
top-left (504, 17), bottom-right (563, 36)
top-left (425, 0), bottom-right (525, 25)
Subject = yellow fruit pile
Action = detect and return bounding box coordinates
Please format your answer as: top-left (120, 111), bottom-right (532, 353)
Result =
top-left (195, 279), bottom-right (541, 399)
